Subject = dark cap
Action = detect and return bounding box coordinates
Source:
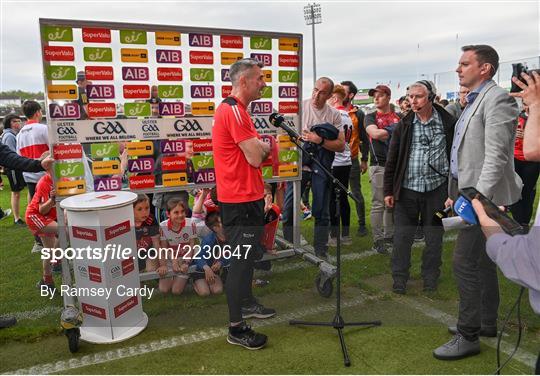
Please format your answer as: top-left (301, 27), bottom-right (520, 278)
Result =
top-left (368, 85), bottom-right (391, 97)
top-left (77, 71), bottom-right (86, 81)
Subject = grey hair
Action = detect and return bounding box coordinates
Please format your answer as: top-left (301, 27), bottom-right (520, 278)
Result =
top-left (408, 80), bottom-right (436, 97)
top-left (317, 76), bottom-right (334, 92)
top-left (229, 58), bottom-right (264, 86)
top-left (407, 82), bottom-right (430, 95)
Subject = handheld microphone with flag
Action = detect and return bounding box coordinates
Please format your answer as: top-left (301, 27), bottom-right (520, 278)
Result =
top-left (441, 196), bottom-right (478, 231)
top-left (269, 113), bottom-right (301, 139)
top-left (453, 196), bottom-right (478, 225)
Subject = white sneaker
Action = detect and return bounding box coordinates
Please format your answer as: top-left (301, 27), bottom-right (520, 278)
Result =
top-left (31, 242), bottom-right (44, 254)
top-left (327, 237), bottom-right (337, 247)
top-left (0, 208), bottom-right (12, 221)
top-left (341, 236), bottom-right (352, 245)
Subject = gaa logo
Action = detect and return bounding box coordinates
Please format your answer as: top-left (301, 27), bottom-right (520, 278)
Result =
top-left (77, 265), bottom-right (88, 278)
top-left (94, 121), bottom-right (126, 135)
top-left (173, 119), bottom-right (203, 132)
top-left (110, 265), bottom-right (122, 279)
top-left (253, 118), bottom-right (270, 130)
top-left (57, 126), bottom-right (77, 135)
top-left (142, 123), bottom-right (159, 132)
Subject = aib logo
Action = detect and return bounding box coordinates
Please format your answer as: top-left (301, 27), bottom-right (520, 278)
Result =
top-left (221, 69), bottom-right (230, 82)
top-left (94, 121), bottom-right (126, 135)
top-left (173, 119), bottom-right (203, 132)
top-left (189, 33), bottom-right (213, 47)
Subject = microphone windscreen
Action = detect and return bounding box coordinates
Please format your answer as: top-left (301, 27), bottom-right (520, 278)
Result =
top-left (454, 196), bottom-right (478, 225)
top-left (269, 113), bottom-right (284, 128)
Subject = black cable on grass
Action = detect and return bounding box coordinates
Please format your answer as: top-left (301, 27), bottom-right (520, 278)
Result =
top-left (494, 287), bottom-right (525, 375)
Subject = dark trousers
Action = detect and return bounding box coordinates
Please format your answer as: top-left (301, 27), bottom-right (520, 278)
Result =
top-left (301, 184), bottom-right (311, 208)
top-left (349, 158), bottom-right (366, 227)
top-left (283, 169), bottom-right (331, 255)
top-left (220, 199), bottom-right (265, 324)
top-left (511, 158), bottom-right (540, 226)
top-left (330, 165), bottom-right (352, 238)
top-left (392, 183), bottom-right (446, 284)
top-left (27, 182), bottom-right (37, 198)
top-left (450, 178), bottom-right (499, 341)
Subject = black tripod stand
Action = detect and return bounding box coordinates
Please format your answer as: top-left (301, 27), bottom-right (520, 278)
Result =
top-left (286, 132), bottom-right (382, 367)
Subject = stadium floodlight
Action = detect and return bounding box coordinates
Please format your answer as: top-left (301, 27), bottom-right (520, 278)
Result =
top-left (304, 3), bottom-right (322, 83)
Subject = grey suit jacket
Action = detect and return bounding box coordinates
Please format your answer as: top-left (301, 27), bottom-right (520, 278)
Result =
top-left (452, 80), bottom-right (522, 206)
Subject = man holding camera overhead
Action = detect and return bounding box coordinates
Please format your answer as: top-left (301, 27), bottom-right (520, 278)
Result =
top-left (433, 45), bottom-right (522, 361)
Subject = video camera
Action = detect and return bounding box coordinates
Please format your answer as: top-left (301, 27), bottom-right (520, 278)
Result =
top-left (511, 63), bottom-right (540, 93)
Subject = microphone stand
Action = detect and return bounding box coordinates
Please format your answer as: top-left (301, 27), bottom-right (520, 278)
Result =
top-left (280, 126), bottom-right (382, 367)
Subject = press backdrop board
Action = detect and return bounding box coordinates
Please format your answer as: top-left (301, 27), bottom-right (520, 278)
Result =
top-left (39, 18), bottom-right (303, 197)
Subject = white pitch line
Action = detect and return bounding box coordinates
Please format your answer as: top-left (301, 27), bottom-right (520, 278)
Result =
top-left (7, 306), bottom-right (62, 321)
top-left (398, 296), bottom-right (538, 370)
top-left (4, 296), bottom-right (369, 375)
top-left (262, 249), bottom-right (378, 275)
top-left (4, 234), bottom-right (457, 320)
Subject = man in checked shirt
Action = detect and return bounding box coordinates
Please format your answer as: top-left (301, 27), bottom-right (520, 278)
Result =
top-left (381, 80), bottom-right (456, 294)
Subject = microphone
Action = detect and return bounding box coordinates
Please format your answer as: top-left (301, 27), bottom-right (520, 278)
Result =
top-left (441, 196), bottom-right (478, 232)
top-left (269, 113), bottom-right (300, 139)
top-left (433, 206), bottom-right (452, 226)
top-left (453, 196), bottom-right (478, 225)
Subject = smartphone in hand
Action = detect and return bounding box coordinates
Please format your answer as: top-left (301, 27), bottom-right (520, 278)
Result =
top-left (459, 187), bottom-right (526, 236)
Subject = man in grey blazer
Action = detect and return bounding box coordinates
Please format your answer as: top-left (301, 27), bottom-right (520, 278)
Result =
top-left (433, 45), bottom-right (522, 360)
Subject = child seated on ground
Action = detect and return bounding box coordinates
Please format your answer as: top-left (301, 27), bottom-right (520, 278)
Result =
top-left (191, 188), bottom-right (229, 296)
top-left (133, 193), bottom-right (159, 272)
top-left (25, 169), bottom-right (57, 291)
top-left (158, 198), bottom-right (196, 295)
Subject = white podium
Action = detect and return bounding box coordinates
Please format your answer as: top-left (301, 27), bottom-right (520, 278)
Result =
top-left (61, 191), bottom-right (148, 344)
